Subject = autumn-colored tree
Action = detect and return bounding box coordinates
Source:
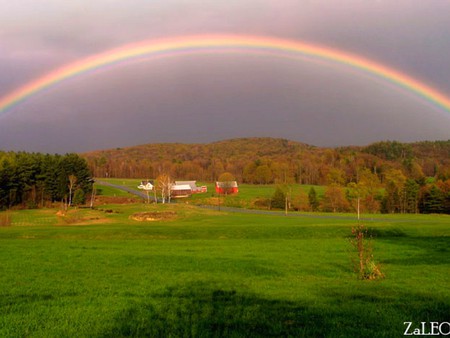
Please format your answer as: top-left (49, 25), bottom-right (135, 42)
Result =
top-left (326, 168), bottom-right (345, 186)
top-left (382, 169), bottom-right (407, 213)
top-left (254, 164), bottom-right (272, 184)
top-left (358, 168), bottom-right (381, 213)
top-left (242, 162), bottom-right (257, 183)
top-left (218, 172), bottom-right (235, 182)
top-left (291, 189), bottom-right (310, 211)
top-left (272, 162), bottom-right (294, 184)
top-left (321, 184), bottom-right (350, 212)
top-left (217, 172), bottom-right (236, 195)
top-left (347, 168), bottom-right (381, 216)
top-left (209, 159), bottom-right (225, 181)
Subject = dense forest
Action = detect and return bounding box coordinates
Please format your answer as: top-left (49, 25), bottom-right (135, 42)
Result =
top-left (1, 139), bottom-right (449, 213)
top-left (83, 138), bottom-right (450, 214)
top-left (0, 152), bottom-right (92, 210)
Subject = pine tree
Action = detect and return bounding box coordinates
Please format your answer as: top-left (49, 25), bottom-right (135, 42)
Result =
top-left (421, 185), bottom-right (445, 214)
top-left (271, 186), bottom-right (286, 209)
top-left (404, 179), bottom-right (420, 213)
top-left (308, 187), bottom-right (319, 211)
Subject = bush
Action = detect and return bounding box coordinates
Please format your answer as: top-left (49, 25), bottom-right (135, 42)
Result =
top-left (252, 198), bottom-right (272, 210)
top-left (349, 225), bottom-right (384, 280)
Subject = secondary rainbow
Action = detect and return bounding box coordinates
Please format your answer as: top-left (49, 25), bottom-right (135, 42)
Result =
top-left (1, 34), bottom-right (450, 115)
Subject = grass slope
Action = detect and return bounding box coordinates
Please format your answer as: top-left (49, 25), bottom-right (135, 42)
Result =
top-left (0, 204), bottom-right (449, 337)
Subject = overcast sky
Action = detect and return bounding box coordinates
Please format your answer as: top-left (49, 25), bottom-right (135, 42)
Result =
top-left (1, 0), bottom-right (449, 153)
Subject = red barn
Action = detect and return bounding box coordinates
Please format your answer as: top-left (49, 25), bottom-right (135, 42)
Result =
top-left (215, 181), bottom-right (238, 195)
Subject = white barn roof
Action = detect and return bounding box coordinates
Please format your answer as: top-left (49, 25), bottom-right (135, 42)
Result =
top-left (171, 184), bottom-right (192, 191)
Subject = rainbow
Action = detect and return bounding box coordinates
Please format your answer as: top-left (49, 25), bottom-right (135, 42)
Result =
top-left (1, 34), bottom-right (450, 115)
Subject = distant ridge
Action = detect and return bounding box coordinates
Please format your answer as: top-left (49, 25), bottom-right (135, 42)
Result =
top-left (81, 137), bottom-right (450, 181)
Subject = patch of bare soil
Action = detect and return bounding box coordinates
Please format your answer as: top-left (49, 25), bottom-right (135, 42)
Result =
top-left (95, 196), bottom-right (141, 205)
top-left (56, 209), bottom-right (108, 225)
top-left (130, 211), bottom-right (177, 222)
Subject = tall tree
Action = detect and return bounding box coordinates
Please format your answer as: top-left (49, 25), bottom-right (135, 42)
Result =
top-left (382, 169), bottom-right (406, 213)
top-left (271, 186), bottom-right (286, 209)
top-left (68, 175), bottom-right (78, 207)
top-left (156, 174), bottom-right (172, 204)
top-left (420, 185), bottom-right (445, 214)
top-left (404, 179), bottom-right (420, 213)
top-left (308, 187), bottom-right (319, 212)
top-left (322, 184), bottom-right (350, 213)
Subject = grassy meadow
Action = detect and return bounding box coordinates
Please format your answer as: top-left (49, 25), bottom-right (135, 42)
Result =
top-left (0, 183), bottom-right (449, 337)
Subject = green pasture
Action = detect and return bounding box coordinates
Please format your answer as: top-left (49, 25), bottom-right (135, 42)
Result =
top-left (96, 178), bottom-right (142, 191)
top-left (0, 203), bottom-right (449, 337)
top-left (96, 178), bottom-right (325, 208)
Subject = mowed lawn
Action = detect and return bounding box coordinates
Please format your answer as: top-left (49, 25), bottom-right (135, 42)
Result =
top-left (0, 203), bottom-right (449, 337)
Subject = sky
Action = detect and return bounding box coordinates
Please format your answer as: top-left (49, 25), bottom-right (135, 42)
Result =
top-left (1, 0), bottom-right (450, 153)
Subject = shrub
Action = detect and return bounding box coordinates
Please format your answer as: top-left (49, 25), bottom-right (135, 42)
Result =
top-left (252, 198), bottom-right (272, 210)
top-left (349, 224), bottom-right (384, 280)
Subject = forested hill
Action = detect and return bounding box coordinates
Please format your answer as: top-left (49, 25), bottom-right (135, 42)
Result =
top-left (82, 138), bottom-right (450, 184)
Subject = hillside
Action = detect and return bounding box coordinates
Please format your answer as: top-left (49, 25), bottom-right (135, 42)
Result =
top-left (82, 137), bottom-right (450, 184)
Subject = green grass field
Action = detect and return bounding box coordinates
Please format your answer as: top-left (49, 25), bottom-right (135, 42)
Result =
top-left (1, 198), bottom-right (449, 337)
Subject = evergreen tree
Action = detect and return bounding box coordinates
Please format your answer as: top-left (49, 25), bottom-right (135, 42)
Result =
top-left (271, 186), bottom-right (286, 209)
top-left (72, 189), bottom-right (86, 206)
top-left (421, 185), bottom-right (445, 214)
top-left (308, 187), bottom-right (319, 211)
top-left (404, 179), bottom-right (420, 213)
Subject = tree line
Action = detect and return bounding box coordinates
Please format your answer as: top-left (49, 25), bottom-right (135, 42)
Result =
top-left (83, 138), bottom-right (450, 214)
top-left (0, 152), bottom-right (92, 210)
top-left (269, 172), bottom-right (450, 215)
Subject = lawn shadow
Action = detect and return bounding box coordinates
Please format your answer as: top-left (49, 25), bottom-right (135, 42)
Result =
top-left (380, 236), bottom-right (450, 266)
top-left (367, 227), bottom-right (407, 238)
top-left (362, 228), bottom-right (449, 266)
top-left (103, 283), bottom-right (315, 337)
top-left (101, 281), bottom-right (450, 337)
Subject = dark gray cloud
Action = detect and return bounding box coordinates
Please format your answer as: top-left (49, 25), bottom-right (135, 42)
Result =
top-left (0, 0), bottom-right (449, 152)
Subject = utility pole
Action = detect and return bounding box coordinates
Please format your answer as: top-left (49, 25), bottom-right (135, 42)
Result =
top-left (285, 195), bottom-right (288, 216)
top-left (285, 186), bottom-right (291, 216)
top-left (357, 197), bottom-right (361, 223)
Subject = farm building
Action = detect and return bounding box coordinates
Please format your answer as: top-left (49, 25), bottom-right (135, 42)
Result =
top-left (138, 181), bottom-right (154, 190)
top-left (170, 184), bottom-right (192, 198)
top-left (215, 181), bottom-right (238, 194)
top-left (175, 181), bottom-right (207, 193)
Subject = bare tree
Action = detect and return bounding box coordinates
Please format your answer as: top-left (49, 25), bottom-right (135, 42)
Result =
top-left (156, 174), bottom-right (172, 204)
top-left (90, 183), bottom-right (97, 209)
top-left (68, 175), bottom-right (77, 207)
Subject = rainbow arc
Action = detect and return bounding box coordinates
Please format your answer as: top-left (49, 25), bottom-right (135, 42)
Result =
top-left (1, 34), bottom-right (450, 115)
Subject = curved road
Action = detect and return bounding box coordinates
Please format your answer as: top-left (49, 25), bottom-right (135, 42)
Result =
top-left (95, 180), bottom-right (154, 201)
